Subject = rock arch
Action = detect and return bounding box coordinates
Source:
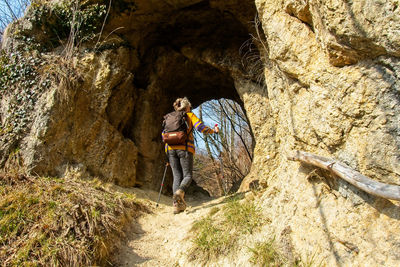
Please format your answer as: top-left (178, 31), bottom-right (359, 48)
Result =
top-left (111, 0), bottom-right (261, 189)
top-left (5, 0), bottom-right (263, 190)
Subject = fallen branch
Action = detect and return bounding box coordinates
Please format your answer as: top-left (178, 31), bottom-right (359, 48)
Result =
top-left (287, 150), bottom-right (400, 201)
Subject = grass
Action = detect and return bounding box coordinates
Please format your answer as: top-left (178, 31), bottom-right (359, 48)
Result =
top-left (248, 239), bottom-right (284, 267)
top-left (191, 216), bottom-right (230, 257)
top-left (189, 194), bottom-right (315, 266)
top-left (295, 253), bottom-right (320, 267)
top-left (248, 240), bottom-right (320, 267)
top-left (223, 197), bottom-right (261, 234)
top-left (0, 172), bottom-right (145, 266)
top-left (189, 195), bottom-right (262, 262)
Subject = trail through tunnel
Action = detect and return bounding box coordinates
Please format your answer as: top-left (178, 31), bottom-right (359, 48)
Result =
top-left (100, 0), bottom-right (265, 192)
top-left (69, 1), bottom-right (263, 193)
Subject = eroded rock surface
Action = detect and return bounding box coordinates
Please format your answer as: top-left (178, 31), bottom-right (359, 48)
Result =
top-left (1, 0), bottom-right (257, 189)
top-left (239, 0), bottom-right (400, 265)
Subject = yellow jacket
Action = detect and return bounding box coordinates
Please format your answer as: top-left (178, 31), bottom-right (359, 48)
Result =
top-left (163, 112), bottom-right (214, 154)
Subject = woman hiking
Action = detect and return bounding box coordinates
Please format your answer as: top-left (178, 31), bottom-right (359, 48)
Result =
top-left (162, 97), bottom-right (219, 214)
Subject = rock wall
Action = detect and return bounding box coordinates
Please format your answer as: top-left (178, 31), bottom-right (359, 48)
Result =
top-left (239, 0), bottom-right (400, 265)
top-left (1, 0), bottom-right (257, 189)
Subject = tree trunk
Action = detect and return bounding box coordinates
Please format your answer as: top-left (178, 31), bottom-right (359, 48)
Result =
top-left (288, 150), bottom-right (400, 201)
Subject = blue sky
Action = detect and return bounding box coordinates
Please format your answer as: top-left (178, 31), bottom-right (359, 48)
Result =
top-left (192, 105), bottom-right (221, 156)
top-left (0, 0), bottom-right (29, 31)
top-left (0, 0), bottom-right (28, 16)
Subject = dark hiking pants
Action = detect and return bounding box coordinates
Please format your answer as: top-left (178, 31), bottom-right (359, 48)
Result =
top-left (168, 149), bottom-right (193, 194)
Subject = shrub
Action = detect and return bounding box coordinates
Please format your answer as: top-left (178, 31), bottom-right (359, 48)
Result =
top-left (25, 1), bottom-right (107, 50)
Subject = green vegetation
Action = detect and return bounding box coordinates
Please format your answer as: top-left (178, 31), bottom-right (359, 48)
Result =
top-left (224, 196), bottom-right (261, 234)
top-left (295, 253), bottom-right (319, 267)
top-left (0, 48), bottom-right (49, 140)
top-left (0, 0), bottom-right (110, 139)
top-left (248, 239), bottom-right (284, 267)
top-left (189, 195), bottom-right (316, 266)
top-left (26, 1), bottom-right (107, 49)
top-left (0, 50), bottom-right (44, 91)
top-left (191, 216), bottom-right (231, 257)
top-left (189, 196), bottom-right (262, 262)
top-left (248, 239), bottom-right (320, 267)
top-left (0, 173), bottom-right (144, 266)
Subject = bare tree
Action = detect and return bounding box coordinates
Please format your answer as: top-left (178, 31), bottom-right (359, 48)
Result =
top-left (0, 0), bottom-right (30, 40)
top-left (193, 99), bottom-right (254, 195)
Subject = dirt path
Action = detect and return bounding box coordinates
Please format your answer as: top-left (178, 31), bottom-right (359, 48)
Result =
top-left (112, 188), bottom-right (224, 266)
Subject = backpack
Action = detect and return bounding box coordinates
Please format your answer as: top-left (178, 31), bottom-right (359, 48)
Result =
top-left (162, 111), bottom-right (191, 145)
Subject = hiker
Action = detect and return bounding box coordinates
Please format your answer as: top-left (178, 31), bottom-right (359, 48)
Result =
top-left (162, 97), bottom-right (219, 214)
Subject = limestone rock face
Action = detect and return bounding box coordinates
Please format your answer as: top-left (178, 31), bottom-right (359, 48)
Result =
top-left (239, 0), bottom-right (400, 265)
top-left (1, 0), bottom-right (400, 265)
top-left (1, 0), bottom-right (255, 190)
top-left (22, 48), bottom-right (139, 186)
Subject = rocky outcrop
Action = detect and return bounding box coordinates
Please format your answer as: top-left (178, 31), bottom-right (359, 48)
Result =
top-left (1, 0), bottom-right (258, 189)
top-left (1, 0), bottom-right (399, 265)
top-left (239, 0), bottom-right (400, 265)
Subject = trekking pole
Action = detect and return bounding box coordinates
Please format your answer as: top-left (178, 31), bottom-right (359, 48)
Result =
top-left (156, 163), bottom-right (169, 207)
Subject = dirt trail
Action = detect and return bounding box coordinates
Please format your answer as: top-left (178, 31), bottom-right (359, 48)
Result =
top-left (112, 188), bottom-right (224, 266)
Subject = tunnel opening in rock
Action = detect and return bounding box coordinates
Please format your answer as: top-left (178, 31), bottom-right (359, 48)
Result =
top-left (191, 98), bottom-right (254, 197)
top-left (102, 0), bottom-right (263, 191)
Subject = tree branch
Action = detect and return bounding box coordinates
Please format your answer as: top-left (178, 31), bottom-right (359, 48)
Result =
top-left (288, 150), bottom-right (400, 201)
top-left (4, 0), bottom-right (18, 20)
top-left (217, 100), bottom-right (253, 161)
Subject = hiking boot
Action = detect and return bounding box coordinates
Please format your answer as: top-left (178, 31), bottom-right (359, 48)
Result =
top-left (172, 199), bottom-right (186, 214)
top-left (173, 189), bottom-right (186, 214)
top-left (175, 189), bottom-right (186, 203)
top-left (173, 200), bottom-right (181, 214)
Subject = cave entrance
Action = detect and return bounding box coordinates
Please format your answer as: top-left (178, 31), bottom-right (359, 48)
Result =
top-left (108, 0), bottom-right (262, 192)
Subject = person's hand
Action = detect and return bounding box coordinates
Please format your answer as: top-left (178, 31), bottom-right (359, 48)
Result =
top-left (214, 124), bottom-right (219, 134)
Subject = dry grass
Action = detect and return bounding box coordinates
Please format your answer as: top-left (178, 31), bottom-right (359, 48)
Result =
top-left (0, 172), bottom-right (145, 266)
